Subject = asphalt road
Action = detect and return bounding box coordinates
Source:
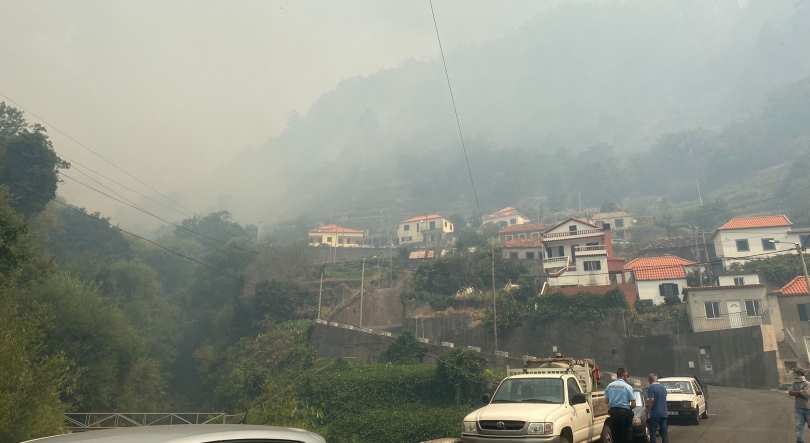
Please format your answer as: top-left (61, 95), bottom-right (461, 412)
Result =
top-left (666, 386), bottom-right (794, 443)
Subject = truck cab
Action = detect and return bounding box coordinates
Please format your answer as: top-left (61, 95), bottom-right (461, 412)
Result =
top-left (461, 356), bottom-right (610, 443)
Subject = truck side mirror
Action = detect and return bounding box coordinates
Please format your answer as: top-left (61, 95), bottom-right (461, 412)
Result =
top-left (482, 393), bottom-right (492, 404)
top-left (570, 393), bottom-right (587, 405)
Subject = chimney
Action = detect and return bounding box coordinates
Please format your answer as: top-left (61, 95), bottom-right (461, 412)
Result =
top-left (603, 223), bottom-right (614, 257)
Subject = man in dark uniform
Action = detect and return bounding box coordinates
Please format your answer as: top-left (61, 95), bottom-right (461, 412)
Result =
top-left (604, 367), bottom-right (636, 443)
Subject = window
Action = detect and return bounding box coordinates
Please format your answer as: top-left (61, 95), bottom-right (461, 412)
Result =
top-left (705, 301), bottom-right (721, 319)
top-left (417, 224), bottom-right (420, 232)
top-left (402, 236), bottom-right (412, 242)
top-left (531, 232), bottom-right (540, 238)
top-left (430, 234), bottom-right (436, 242)
top-left (801, 234), bottom-right (810, 249)
top-left (583, 261), bottom-right (601, 271)
top-left (518, 233), bottom-right (526, 239)
top-left (733, 277), bottom-right (745, 286)
top-left (338, 238), bottom-right (344, 244)
top-left (429, 221), bottom-right (436, 230)
top-left (659, 283), bottom-right (679, 297)
top-left (799, 304), bottom-right (809, 322)
top-left (762, 238), bottom-right (776, 251)
top-left (615, 231), bottom-right (626, 239)
top-left (326, 236), bottom-right (332, 242)
top-left (736, 239), bottom-right (750, 252)
top-left (586, 242), bottom-right (599, 246)
top-left (615, 218), bottom-right (624, 228)
top-left (569, 225), bottom-right (577, 232)
top-left (567, 378), bottom-right (582, 400)
top-left (505, 235), bottom-right (513, 241)
top-left (510, 218), bottom-right (517, 225)
top-left (745, 300), bottom-right (762, 317)
top-left (404, 224), bottom-right (410, 231)
top-left (510, 252), bottom-right (518, 259)
top-left (450, 224), bottom-right (453, 231)
top-left (558, 246), bottom-right (565, 257)
top-left (444, 221), bottom-right (447, 227)
top-left (526, 252), bottom-right (535, 260)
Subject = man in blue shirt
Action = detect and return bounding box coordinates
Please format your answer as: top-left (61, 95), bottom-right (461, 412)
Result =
top-left (646, 373), bottom-right (668, 443)
top-left (604, 367), bottom-right (636, 443)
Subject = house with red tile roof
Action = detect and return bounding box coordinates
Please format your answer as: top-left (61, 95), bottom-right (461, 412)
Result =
top-left (773, 276), bottom-right (810, 361)
top-left (711, 215), bottom-right (806, 269)
top-left (396, 214), bottom-right (454, 246)
top-left (503, 238), bottom-right (545, 261)
top-left (624, 256), bottom-right (698, 304)
top-left (682, 283), bottom-right (781, 334)
top-left (308, 224), bottom-right (365, 247)
top-left (482, 206), bottom-right (530, 228)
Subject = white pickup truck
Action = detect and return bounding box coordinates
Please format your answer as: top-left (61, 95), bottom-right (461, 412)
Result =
top-left (460, 356), bottom-right (612, 443)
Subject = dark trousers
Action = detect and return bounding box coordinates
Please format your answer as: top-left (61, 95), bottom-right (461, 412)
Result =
top-left (648, 416), bottom-right (668, 443)
top-left (608, 407), bottom-right (634, 443)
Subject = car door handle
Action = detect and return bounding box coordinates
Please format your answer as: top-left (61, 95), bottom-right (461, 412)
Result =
top-left (586, 409), bottom-right (590, 413)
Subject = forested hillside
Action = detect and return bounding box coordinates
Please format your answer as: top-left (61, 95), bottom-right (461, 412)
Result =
top-left (157, 0), bottom-right (810, 227)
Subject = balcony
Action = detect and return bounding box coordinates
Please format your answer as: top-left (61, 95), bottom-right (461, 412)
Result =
top-left (543, 228), bottom-right (603, 240)
top-left (629, 311), bottom-right (770, 337)
top-left (574, 245), bottom-right (608, 256)
top-left (543, 256), bottom-right (570, 269)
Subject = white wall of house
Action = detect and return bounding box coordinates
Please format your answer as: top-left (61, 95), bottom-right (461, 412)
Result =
top-left (397, 217), bottom-right (454, 245)
top-left (716, 274), bottom-right (761, 286)
top-left (713, 227), bottom-right (797, 268)
top-left (548, 256), bottom-right (610, 287)
top-left (636, 278), bottom-right (688, 305)
top-left (487, 214), bottom-right (531, 228)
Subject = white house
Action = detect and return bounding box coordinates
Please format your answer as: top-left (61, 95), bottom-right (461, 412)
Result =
top-left (540, 218), bottom-right (625, 287)
top-left (711, 215), bottom-right (802, 269)
top-left (499, 222), bottom-right (545, 244)
top-left (397, 214), bottom-right (454, 246)
top-left (624, 256), bottom-right (697, 305)
top-left (682, 284), bottom-right (782, 337)
top-left (714, 273), bottom-right (761, 287)
top-left (589, 211), bottom-right (635, 242)
top-left (482, 207), bottom-right (530, 228)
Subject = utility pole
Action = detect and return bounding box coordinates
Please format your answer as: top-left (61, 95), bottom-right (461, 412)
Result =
top-left (359, 258), bottom-right (366, 328)
top-left (696, 179), bottom-right (703, 206)
top-left (491, 245), bottom-right (498, 352)
top-left (317, 265), bottom-right (325, 320)
top-left (701, 230), bottom-right (712, 283)
top-left (693, 227), bottom-right (703, 286)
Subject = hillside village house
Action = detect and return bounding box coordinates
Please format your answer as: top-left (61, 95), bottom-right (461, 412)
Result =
top-left (540, 218), bottom-right (626, 287)
top-left (397, 214), bottom-right (454, 246)
top-left (711, 215), bottom-right (807, 269)
top-left (482, 207), bottom-right (530, 228)
top-left (308, 224), bottom-right (365, 247)
top-left (682, 283), bottom-right (782, 335)
top-left (503, 238), bottom-right (545, 261)
top-left (624, 256), bottom-right (698, 305)
top-left (499, 222), bottom-right (545, 244)
top-left (774, 277), bottom-right (810, 365)
top-left (589, 211), bottom-right (635, 241)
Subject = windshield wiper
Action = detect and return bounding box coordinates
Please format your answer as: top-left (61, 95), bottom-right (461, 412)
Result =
top-left (491, 399), bottom-right (519, 403)
top-left (520, 399), bottom-right (557, 404)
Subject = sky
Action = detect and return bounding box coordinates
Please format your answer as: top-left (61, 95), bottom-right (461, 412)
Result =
top-left (0, 0), bottom-right (556, 217)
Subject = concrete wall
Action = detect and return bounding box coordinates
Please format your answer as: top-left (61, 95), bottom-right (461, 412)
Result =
top-left (626, 325), bottom-right (780, 389)
top-left (328, 287), bottom-right (404, 328)
top-left (777, 294), bottom-right (810, 363)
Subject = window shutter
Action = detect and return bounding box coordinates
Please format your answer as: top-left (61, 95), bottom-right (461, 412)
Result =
top-left (659, 284), bottom-right (665, 296)
top-left (800, 304), bottom-right (808, 322)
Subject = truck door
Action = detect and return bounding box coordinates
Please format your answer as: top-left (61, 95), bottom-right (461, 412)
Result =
top-left (567, 377), bottom-right (591, 441)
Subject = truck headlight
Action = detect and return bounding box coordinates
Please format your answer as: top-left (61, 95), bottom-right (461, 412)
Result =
top-left (527, 422), bottom-right (553, 434)
top-left (462, 421), bottom-right (477, 433)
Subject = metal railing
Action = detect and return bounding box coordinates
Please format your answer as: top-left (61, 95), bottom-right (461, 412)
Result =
top-left (543, 256), bottom-right (569, 264)
top-left (65, 413), bottom-right (240, 431)
top-left (574, 245), bottom-right (607, 252)
top-left (629, 311), bottom-right (770, 337)
top-left (543, 228), bottom-right (603, 239)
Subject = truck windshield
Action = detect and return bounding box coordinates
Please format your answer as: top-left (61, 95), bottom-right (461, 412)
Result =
top-left (660, 381), bottom-right (693, 394)
top-left (491, 378), bottom-right (564, 404)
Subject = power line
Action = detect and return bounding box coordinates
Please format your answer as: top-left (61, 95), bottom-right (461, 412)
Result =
top-left (428, 0), bottom-right (482, 223)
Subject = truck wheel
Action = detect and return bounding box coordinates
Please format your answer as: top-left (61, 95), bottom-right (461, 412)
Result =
top-left (692, 407), bottom-right (700, 425)
top-left (601, 425), bottom-right (613, 443)
top-left (701, 403), bottom-right (709, 419)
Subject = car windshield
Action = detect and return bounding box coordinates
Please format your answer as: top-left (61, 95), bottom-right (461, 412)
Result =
top-left (491, 378), bottom-right (564, 404)
top-left (661, 381), bottom-right (693, 394)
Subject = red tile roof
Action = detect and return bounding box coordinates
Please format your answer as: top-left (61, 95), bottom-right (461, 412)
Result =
top-left (542, 217), bottom-right (602, 234)
top-left (483, 206), bottom-right (525, 220)
top-left (717, 215), bottom-right (791, 230)
top-left (504, 238), bottom-right (545, 248)
top-left (772, 276), bottom-right (809, 296)
top-left (400, 214), bottom-right (444, 223)
top-left (624, 256), bottom-right (696, 281)
top-left (310, 224), bottom-right (364, 234)
top-left (499, 222), bottom-right (545, 234)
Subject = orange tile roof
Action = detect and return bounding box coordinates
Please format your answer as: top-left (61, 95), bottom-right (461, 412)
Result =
top-left (542, 217), bottom-right (601, 234)
top-left (772, 276), bottom-right (809, 296)
top-left (624, 256), bottom-right (696, 281)
top-left (717, 215), bottom-right (791, 230)
top-left (400, 214), bottom-right (444, 223)
top-left (499, 222), bottom-right (545, 234)
top-left (310, 224), bottom-right (364, 234)
top-left (483, 206), bottom-right (524, 220)
top-left (504, 238), bottom-right (545, 248)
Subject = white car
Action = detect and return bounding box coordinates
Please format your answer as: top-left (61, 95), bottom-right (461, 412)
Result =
top-left (23, 425), bottom-right (327, 443)
top-left (658, 377), bottom-right (709, 425)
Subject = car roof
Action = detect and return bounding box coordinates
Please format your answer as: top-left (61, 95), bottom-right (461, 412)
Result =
top-left (24, 425), bottom-right (325, 443)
